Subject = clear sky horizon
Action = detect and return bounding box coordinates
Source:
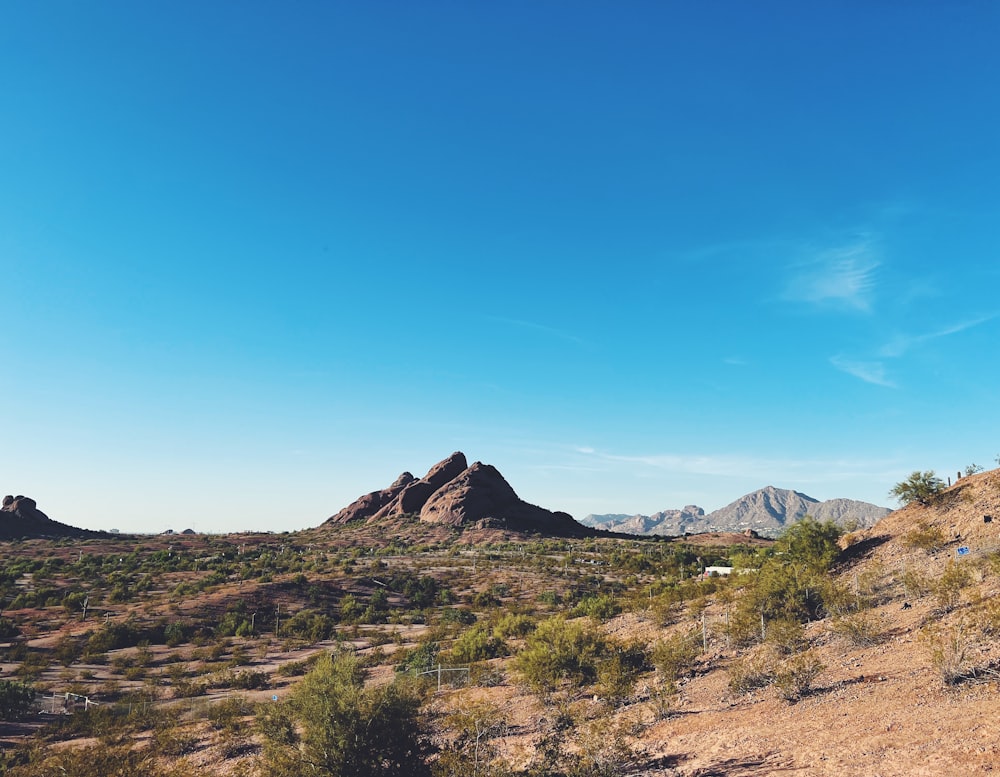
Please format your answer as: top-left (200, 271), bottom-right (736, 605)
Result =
top-left (3, 2), bottom-right (998, 534)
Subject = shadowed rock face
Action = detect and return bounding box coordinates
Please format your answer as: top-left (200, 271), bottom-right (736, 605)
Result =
top-left (324, 453), bottom-right (589, 537)
top-left (372, 451), bottom-right (469, 519)
top-left (0, 495), bottom-right (103, 540)
top-left (326, 471), bottom-right (417, 525)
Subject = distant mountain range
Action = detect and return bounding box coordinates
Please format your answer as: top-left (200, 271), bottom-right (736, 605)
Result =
top-left (581, 486), bottom-right (892, 538)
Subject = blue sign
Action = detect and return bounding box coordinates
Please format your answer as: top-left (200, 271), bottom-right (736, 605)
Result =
top-left (957, 546), bottom-right (970, 556)
top-left (272, 695), bottom-right (279, 701)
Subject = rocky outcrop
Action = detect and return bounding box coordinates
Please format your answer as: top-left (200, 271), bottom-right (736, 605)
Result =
top-left (420, 461), bottom-right (583, 533)
top-left (372, 452), bottom-right (469, 520)
top-left (327, 471), bottom-right (417, 524)
top-left (324, 453), bottom-right (590, 537)
top-left (0, 495), bottom-right (104, 540)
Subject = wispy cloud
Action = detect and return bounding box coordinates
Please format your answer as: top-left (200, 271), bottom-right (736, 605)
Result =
top-left (831, 313), bottom-right (996, 388)
top-left (878, 314), bottom-right (997, 358)
top-left (574, 447), bottom-right (899, 485)
top-left (784, 242), bottom-right (880, 312)
top-left (484, 316), bottom-right (585, 345)
top-left (829, 355), bottom-right (896, 388)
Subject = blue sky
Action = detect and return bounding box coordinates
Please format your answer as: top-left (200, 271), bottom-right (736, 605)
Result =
top-left (2, 2), bottom-right (998, 533)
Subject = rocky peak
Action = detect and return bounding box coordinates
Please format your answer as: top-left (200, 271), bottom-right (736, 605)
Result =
top-left (323, 453), bottom-right (590, 537)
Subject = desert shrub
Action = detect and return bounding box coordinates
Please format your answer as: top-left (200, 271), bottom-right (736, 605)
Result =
top-left (514, 616), bottom-right (606, 693)
top-left (207, 695), bottom-right (254, 756)
top-left (0, 680), bottom-right (35, 721)
top-left (150, 722), bottom-right (199, 757)
top-left (226, 670), bottom-right (269, 690)
top-left (277, 657), bottom-right (315, 677)
top-left (492, 613), bottom-right (536, 639)
top-left (282, 609), bottom-right (337, 642)
top-left (828, 611), bottom-right (885, 647)
top-left (163, 621), bottom-right (191, 647)
top-left (528, 712), bottom-right (639, 777)
top-left (900, 566), bottom-right (932, 597)
top-left (773, 651), bottom-right (824, 701)
top-left (572, 594), bottom-right (620, 622)
top-left (449, 624), bottom-right (506, 664)
top-left (722, 605), bottom-right (765, 647)
top-left (815, 579), bottom-right (860, 618)
top-left (922, 624), bottom-right (973, 685)
top-left (216, 606), bottom-right (254, 638)
top-left (15, 653), bottom-right (49, 680)
top-left (596, 640), bottom-right (647, 706)
top-left (765, 618), bottom-right (807, 655)
top-left (774, 517), bottom-right (843, 571)
top-left (396, 640), bottom-right (439, 677)
top-left (441, 608), bottom-right (477, 626)
top-left (340, 594), bottom-right (362, 622)
top-left (727, 651), bottom-right (775, 696)
top-left (433, 702), bottom-right (512, 777)
top-left (472, 591), bottom-right (500, 609)
top-left (84, 618), bottom-right (162, 655)
top-left (54, 635), bottom-right (84, 667)
top-left (173, 678), bottom-right (208, 698)
top-left (3, 743), bottom-right (198, 777)
top-left (258, 651), bottom-right (430, 777)
top-left (737, 546), bottom-right (834, 627)
top-left (650, 629), bottom-right (700, 685)
top-left (0, 617), bottom-right (19, 640)
top-left (933, 561), bottom-right (972, 612)
top-left (974, 597), bottom-right (1000, 636)
top-left (903, 522), bottom-right (947, 552)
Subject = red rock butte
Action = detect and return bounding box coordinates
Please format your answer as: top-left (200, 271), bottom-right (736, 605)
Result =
top-left (324, 452), bottom-right (592, 536)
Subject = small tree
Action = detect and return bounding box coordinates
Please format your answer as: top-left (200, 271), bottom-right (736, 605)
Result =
top-left (514, 616), bottom-right (606, 694)
top-left (0, 680), bottom-right (34, 721)
top-left (890, 471), bottom-right (945, 506)
top-left (259, 651), bottom-right (430, 777)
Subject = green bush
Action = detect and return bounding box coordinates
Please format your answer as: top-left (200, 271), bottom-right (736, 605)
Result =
top-left (0, 680), bottom-right (35, 721)
top-left (933, 560), bottom-right (972, 612)
top-left (514, 616), bottom-right (606, 693)
top-left (258, 651), bottom-right (430, 777)
top-left (0, 617), bottom-right (19, 640)
top-left (727, 651), bottom-right (774, 696)
top-left (492, 613), bottom-right (536, 639)
top-left (596, 640), bottom-right (647, 706)
top-left (891, 471), bottom-right (945, 506)
top-left (449, 624), bottom-right (506, 664)
top-left (773, 651), bottom-right (824, 701)
top-left (572, 594), bottom-right (620, 622)
top-left (651, 629), bottom-right (700, 685)
top-left (828, 611), bottom-right (885, 646)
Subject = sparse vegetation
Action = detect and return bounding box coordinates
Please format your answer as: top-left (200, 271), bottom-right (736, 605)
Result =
top-left (2, 479), bottom-right (1000, 775)
top-left (903, 522), bottom-right (947, 552)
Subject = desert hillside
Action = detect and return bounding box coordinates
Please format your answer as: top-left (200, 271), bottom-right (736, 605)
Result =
top-left (0, 470), bottom-right (998, 776)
